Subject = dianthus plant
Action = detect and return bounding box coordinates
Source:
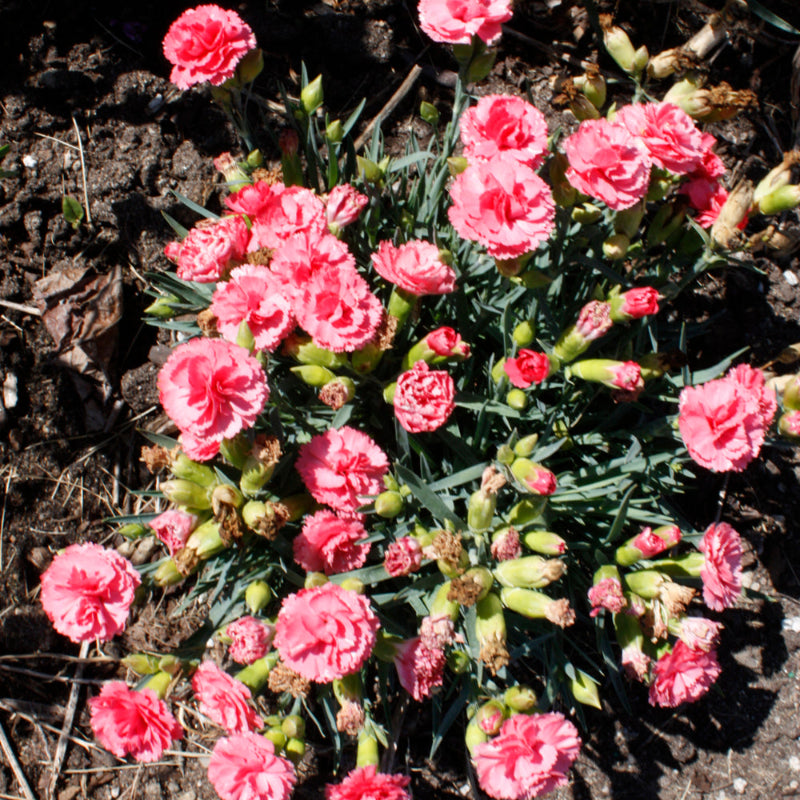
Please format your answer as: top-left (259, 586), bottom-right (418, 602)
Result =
top-left (40, 4), bottom-right (799, 800)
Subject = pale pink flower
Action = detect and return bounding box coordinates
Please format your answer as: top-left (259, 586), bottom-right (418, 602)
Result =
top-left (426, 327), bottom-right (470, 359)
top-left (419, 614), bottom-right (457, 649)
top-left (576, 300), bottom-right (613, 341)
top-left (274, 583), bottom-right (380, 682)
top-left (678, 375), bottom-right (766, 472)
top-left (394, 361), bottom-right (456, 433)
top-left (191, 661), bottom-right (263, 734)
top-left (325, 765), bottom-right (410, 800)
top-left (211, 265), bottom-right (295, 352)
top-left (448, 154), bottom-right (555, 259)
top-left (40, 543), bottom-right (140, 643)
top-left (616, 102), bottom-right (705, 176)
top-left (158, 338), bottom-right (268, 462)
top-left (504, 350), bottom-right (552, 388)
top-left (472, 713), bottom-right (581, 800)
top-left (676, 617), bottom-right (722, 652)
top-left (336, 701), bottom-right (366, 735)
top-left (293, 510), bottom-right (371, 575)
top-left (418, 0), bottom-right (512, 45)
top-left (490, 527), bottom-right (522, 561)
top-left (294, 263), bottom-right (382, 353)
top-left (588, 577), bottom-right (626, 617)
top-left (461, 94), bottom-right (548, 168)
top-left (631, 527), bottom-right (674, 558)
top-left (681, 178), bottom-right (729, 228)
top-left (226, 616), bottom-right (274, 665)
top-left (208, 732), bottom-right (296, 800)
top-left (89, 681), bottom-right (183, 762)
top-left (621, 643), bottom-right (651, 682)
top-left (165, 216), bottom-right (250, 283)
top-left (699, 522), bottom-right (742, 611)
top-left (326, 185), bottom-right (368, 233)
top-left (726, 363), bottom-right (777, 431)
top-left (562, 118), bottom-right (651, 210)
top-left (295, 426), bottom-right (389, 514)
top-left (781, 410), bottom-right (800, 437)
top-left (648, 640), bottom-right (721, 707)
top-left (384, 537), bottom-right (423, 577)
top-left (148, 510), bottom-right (198, 557)
top-left (372, 239), bottom-right (456, 296)
top-left (163, 5), bottom-right (256, 90)
top-left (393, 637), bottom-right (447, 701)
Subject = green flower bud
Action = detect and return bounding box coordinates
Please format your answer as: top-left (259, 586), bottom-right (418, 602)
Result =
top-left (513, 434), bottom-right (539, 458)
top-left (569, 93), bottom-right (601, 121)
top-left (339, 577), bottom-right (366, 594)
top-left (503, 685), bottom-right (538, 712)
top-left (430, 581), bottom-right (460, 621)
top-left (160, 479), bottom-right (212, 510)
top-left (291, 364), bottom-right (337, 387)
top-left (118, 523), bottom-right (148, 539)
top-left (570, 669), bottom-right (601, 709)
top-left (507, 498), bottom-right (548, 528)
top-left (522, 531), bottom-right (567, 555)
top-left (475, 700), bottom-right (506, 735)
top-left (475, 592), bottom-right (507, 651)
top-left (236, 319), bottom-right (256, 352)
top-left (356, 730), bottom-right (379, 768)
top-left (623, 569), bottom-right (665, 599)
top-left (236, 48), bottom-right (264, 83)
top-left (170, 453), bottom-right (217, 487)
top-left (755, 184), bottom-right (800, 216)
top-left (382, 381), bottom-right (397, 404)
top-left (602, 21), bottom-right (638, 74)
top-left (497, 444), bottom-right (515, 465)
top-left (245, 580), bottom-right (273, 613)
top-left (235, 654), bottom-right (277, 693)
top-left (465, 719), bottom-right (489, 755)
top-left (142, 671), bottom-right (172, 700)
top-left (574, 70), bottom-right (606, 109)
top-left (219, 435), bottom-right (250, 470)
top-left (357, 156), bottom-right (384, 184)
top-left (246, 149), bottom-right (263, 168)
top-left (144, 294), bottom-right (180, 318)
top-left (284, 335), bottom-right (347, 369)
top-left (282, 494), bottom-right (314, 522)
top-left (447, 650), bottom-right (471, 674)
top-left (352, 341), bottom-right (386, 375)
top-left (375, 490), bottom-right (404, 518)
top-left (571, 202), bottom-right (604, 225)
top-left (121, 653), bottom-right (160, 675)
top-left (506, 389), bottom-right (528, 410)
top-left (305, 572), bottom-right (329, 589)
top-left (549, 153), bottom-right (577, 208)
top-left (153, 557), bottom-right (183, 587)
top-left (646, 552), bottom-right (705, 578)
top-left (158, 655), bottom-right (181, 676)
top-left (602, 233), bottom-right (630, 260)
top-left (447, 156), bottom-right (469, 176)
top-left (419, 101), bottom-right (440, 125)
top-left (494, 556), bottom-right (566, 589)
top-left (468, 489), bottom-right (497, 533)
top-left (281, 715), bottom-right (306, 740)
top-left (492, 358), bottom-right (508, 384)
top-left (301, 74), bottom-right (324, 114)
top-left (265, 728), bottom-right (287, 750)
top-left (614, 200), bottom-right (645, 238)
top-left (512, 320), bottom-right (535, 348)
top-left (326, 119), bottom-right (344, 143)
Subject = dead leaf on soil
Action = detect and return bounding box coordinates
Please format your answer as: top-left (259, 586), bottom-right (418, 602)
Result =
top-left (32, 265), bottom-right (123, 430)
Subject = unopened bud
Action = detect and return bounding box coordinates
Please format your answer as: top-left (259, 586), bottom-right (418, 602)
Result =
top-left (305, 572), bottom-right (329, 588)
top-left (601, 18), bottom-right (638, 74)
top-left (340, 577), bottom-right (366, 594)
top-left (506, 389), bottom-right (528, 410)
top-left (118, 522), bottom-right (148, 539)
top-left (574, 69), bottom-right (606, 109)
top-left (291, 364), bottom-right (336, 387)
top-left (468, 489), bottom-right (497, 533)
top-left (512, 320), bottom-right (535, 348)
top-left (281, 715), bottom-right (306, 740)
top-left (497, 444), bottom-right (515, 465)
top-left (522, 530), bottom-right (567, 555)
top-left (245, 580), bottom-right (273, 613)
top-left (447, 156), bottom-right (469, 176)
top-left (569, 93), bottom-right (601, 121)
top-left (265, 728), bottom-right (287, 750)
top-left (356, 731), bottom-right (379, 768)
top-left (570, 669), bottom-right (601, 709)
top-left (301, 75), bottom-right (324, 114)
top-left (571, 202), bottom-right (603, 224)
top-left (465, 719), bottom-right (489, 755)
top-left (420, 101), bottom-right (439, 125)
top-left (504, 685), bottom-right (538, 712)
top-left (602, 233), bottom-right (630, 260)
top-left (160, 479), bottom-right (212, 510)
top-left (430, 581), bottom-right (460, 621)
top-left (153, 557), bottom-right (183, 587)
top-left (755, 184), bottom-right (800, 216)
top-left (236, 48), bottom-right (264, 83)
top-left (145, 294), bottom-right (179, 318)
top-left (753, 153), bottom-right (800, 205)
top-left (375, 491), bottom-right (404, 518)
top-left (510, 459), bottom-right (557, 496)
top-left (614, 201), bottom-right (645, 238)
top-left (513, 434), bottom-right (539, 458)
top-left (494, 556), bottom-right (566, 589)
top-left (507, 498), bottom-right (548, 528)
top-left (170, 453), bottom-right (218, 487)
top-left (283, 334), bottom-right (348, 369)
top-left (122, 653), bottom-right (160, 675)
top-left (142, 671), bottom-right (172, 700)
top-left (475, 700), bottom-right (506, 735)
top-left (326, 119), bottom-right (344, 143)
top-left (779, 410), bottom-right (800, 439)
top-left (357, 156), bottom-right (384, 184)
top-left (549, 153), bottom-right (578, 207)
top-left (285, 738), bottom-right (306, 764)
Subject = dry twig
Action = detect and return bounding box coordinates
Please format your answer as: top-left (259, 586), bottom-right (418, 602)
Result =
top-left (0, 715), bottom-right (37, 800)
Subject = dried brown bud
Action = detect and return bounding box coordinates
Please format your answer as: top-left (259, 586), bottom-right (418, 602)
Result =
top-left (479, 632), bottom-right (510, 676)
top-left (268, 661), bottom-right (311, 698)
top-left (140, 445), bottom-right (171, 473)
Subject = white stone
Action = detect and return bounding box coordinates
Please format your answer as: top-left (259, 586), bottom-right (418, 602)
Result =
top-left (22, 154), bottom-right (37, 168)
top-left (733, 778), bottom-right (747, 794)
top-left (784, 270), bottom-right (799, 286)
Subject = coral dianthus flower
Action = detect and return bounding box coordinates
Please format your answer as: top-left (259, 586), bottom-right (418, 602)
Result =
top-left (418, 0), bottom-right (513, 45)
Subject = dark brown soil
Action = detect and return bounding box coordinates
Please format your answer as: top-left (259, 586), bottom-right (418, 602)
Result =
top-left (1, 1), bottom-right (800, 799)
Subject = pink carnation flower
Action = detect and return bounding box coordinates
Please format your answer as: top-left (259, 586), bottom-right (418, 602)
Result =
top-left (681, 178), bottom-right (729, 228)
top-left (165, 216), bottom-right (250, 283)
top-left (325, 765), bottom-right (410, 800)
top-left (384, 537), bottom-right (423, 577)
top-left (427, 327), bottom-right (470, 359)
top-left (208, 732), bottom-right (296, 800)
top-left (393, 637), bottom-right (447, 701)
top-left (371, 240), bottom-right (457, 296)
top-left (472, 712), bottom-right (581, 800)
top-left (326, 184), bottom-right (368, 233)
top-left (89, 681), bottom-right (183, 762)
top-left (699, 522), bottom-right (742, 611)
top-left (394, 361), bottom-right (455, 433)
top-left (631, 527), bottom-right (674, 558)
top-left (562, 118), bottom-right (651, 210)
top-left (449, 154), bottom-right (555, 259)
top-left (648, 640), bottom-right (721, 707)
top-left (692, 132), bottom-right (726, 180)
top-left (576, 300), bottom-right (613, 342)
top-left (162, 5), bottom-right (256, 90)
top-left (621, 643), bottom-right (650, 682)
top-left (191, 660), bottom-right (263, 734)
top-left (727, 363), bottom-right (777, 430)
top-left (244, 185), bottom-right (326, 251)
top-left (274, 583), bottom-right (380, 682)
top-left (148, 510), bottom-right (198, 557)
top-left (616, 102), bottom-right (705, 176)
top-left (158, 338), bottom-right (268, 461)
top-left (226, 616), bottom-right (275, 665)
top-left (294, 510), bottom-right (371, 575)
top-left (616, 287), bottom-right (660, 319)
top-left (676, 617), bottom-right (722, 652)
top-left (523, 464), bottom-right (557, 496)
top-left (678, 372), bottom-right (768, 472)
top-left (461, 94), bottom-right (548, 168)
top-left (490, 527), bottom-right (522, 561)
top-left (40, 542), bottom-right (140, 643)
top-left (211, 265), bottom-right (295, 352)
top-left (588, 577), bottom-right (626, 617)
top-left (504, 350), bottom-right (552, 388)
top-left (418, 0), bottom-right (513, 45)
top-left (296, 426), bottom-right (389, 514)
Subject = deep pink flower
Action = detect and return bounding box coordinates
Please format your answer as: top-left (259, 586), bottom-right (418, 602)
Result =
top-left (295, 426), bottom-right (389, 514)
top-left (371, 240), bottom-right (456, 296)
top-left (699, 522), bottom-right (742, 611)
top-left (523, 464), bottom-right (557, 496)
top-left (384, 537), bottom-right (423, 577)
top-left (588, 577), bottom-right (626, 617)
top-left (163, 5), bottom-right (256, 90)
top-left (616, 287), bottom-right (660, 319)
top-left (562, 117), bottom-right (651, 210)
top-left (325, 765), bottom-right (410, 800)
top-left (631, 527), bottom-right (674, 558)
top-left (692, 132), bottom-right (726, 180)
top-left (148, 510), bottom-right (198, 557)
top-left (208, 732), bottom-right (296, 800)
top-left (504, 350), bottom-right (552, 388)
top-left (89, 681), bottom-right (183, 762)
top-left (418, 0), bottom-right (513, 45)
top-left (226, 616), bottom-right (274, 665)
top-left (211, 265), bottom-right (295, 352)
top-left (158, 338), bottom-right (268, 462)
top-left (676, 617), bottom-right (722, 652)
top-left (726, 363), bottom-right (777, 431)
top-left (576, 300), bottom-right (613, 341)
top-left (165, 216), bottom-right (250, 283)
top-left (426, 327), bottom-right (470, 359)
top-left (393, 637), bottom-right (447, 701)
top-left (472, 713), bottom-right (581, 800)
top-left (293, 510), bottom-right (371, 575)
top-left (490, 527), bottom-right (522, 561)
top-left (616, 102), bottom-right (705, 176)
top-left (448, 154), bottom-right (555, 259)
top-left (274, 583), bottom-right (380, 682)
top-left (326, 185), bottom-right (368, 233)
top-left (394, 361), bottom-right (455, 433)
top-left (40, 542), bottom-right (140, 643)
top-left (648, 640), bottom-right (721, 707)
top-left (678, 375), bottom-right (767, 472)
top-left (681, 178), bottom-right (729, 228)
top-left (191, 661), bottom-right (263, 734)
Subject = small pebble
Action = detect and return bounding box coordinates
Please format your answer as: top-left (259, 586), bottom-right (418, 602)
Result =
top-left (784, 270), bottom-right (798, 286)
top-left (783, 616), bottom-right (800, 632)
top-left (22, 154), bottom-right (37, 168)
top-left (733, 778), bottom-right (747, 794)
top-left (789, 755), bottom-right (800, 771)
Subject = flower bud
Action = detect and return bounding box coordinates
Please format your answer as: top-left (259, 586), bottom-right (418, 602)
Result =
top-left (463, 566), bottom-right (494, 601)
top-left (340, 577), bottom-right (366, 594)
top-left (290, 364), bottom-right (336, 387)
top-left (574, 69), bottom-right (606, 109)
top-left (506, 389), bottom-right (528, 410)
top-left (633, 45), bottom-right (649, 74)
top-left (504, 685), bottom-right (538, 713)
top-left (118, 522), bottom-right (148, 539)
top-left (122, 653), bottom-right (160, 675)
top-left (142, 671), bottom-right (172, 700)
top-left (753, 152), bottom-right (799, 205)
top-left (570, 669), bottom-right (601, 709)
top-left (568, 359), bottom-right (643, 394)
top-left (513, 434), bottom-right (539, 458)
top-left (507, 498), bottom-right (548, 528)
top-left (160, 479), bottom-right (212, 510)
top-left (496, 444), bottom-right (515, 465)
top-left (475, 592), bottom-right (508, 675)
top-left (465, 719), bottom-right (489, 755)
top-left (281, 715), bottom-right (306, 740)
top-left (419, 101), bottom-right (439, 125)
top-left (475, 700), bottom-right (506, 735)
top-left (602, 233), bottom-right (630, 260)
top-left (375, 490), bottom-right (404, 518)
top-left (779, 410), bottom-right (800, 439)
top-left (283, 334), bottom-right (348, 369)
top-left (245, 580), bottom-right (273, 613)
top-left (553, 301), bottom-right (613, 363)
top-left (301, 75), bottom-right (323, 114)
top-left (265, 728), bottom-right (287, 750)
top-left (285, 738), bottom-right (306, 764)
top-left (512, 320), bottom-right (535, 348)
top-left (153, 557), bottom-right (183, 587)
top-left (549, 153), bottom-right (578, 207)
top-left (754, 185), bottom-right (800, 216)
top-left (218, 435), bottom-right (250, 470)
top-left (623, 569), bottom-right (665, 599)
top-left (357, 156), bottom-right (384, 184)
top-left (430, 581), bottom-right (460, 621)
top-left (608, 286), bottom-right (660, 322)
top-left (468, 489), bottom-right (497, 533)
top-left (448, 650), bottom-right (471, 674)
top-left (356, 731), bottom-right (379, 768)
top-left (447, 156), bottom-right (469, 176)
top-left (326, 119), bottom-right (344, 143)
top-left (236, 319), bottom-right (256, 352)
top-left (510, 459), bottom-right (557, 496)
top-left (145, 294), bottom-right (179, 318)
top-left (500, 588), bottom-right (576, 627)
top-left (522, 530), bottom-right (567, 555)
top-left (614, 200), bottom-right (645, 239)
top-left (601, 17), bottom-right (638, 74)
top-left (571, 202), bottom-right (603, 224)
top-left (569, 93), bottom-right (601, 121)
top-left (236, 653), bottom-right (278, 693)
top-left (647, 551), bottom-right (705, 578)
top-left (494, 556), bottom-right (566, 589)
top-left (467, 49), bottom-right (497, 84)
top-left (170, 453), bottom-right (218, 487)
top-left (305, 571), bottom-right (329, 588)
